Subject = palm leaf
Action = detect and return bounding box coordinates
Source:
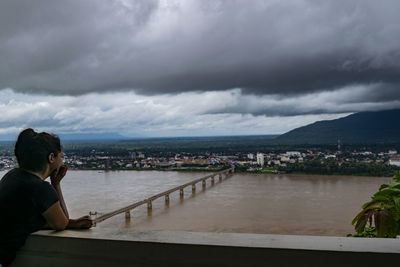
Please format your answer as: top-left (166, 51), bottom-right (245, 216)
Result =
top-left (393, 171), bottom-right (400, 182)
top-left (352, 207), bottom-right (377, 225)
top-left (375, 210), bottom-right (398, 238)
top-left (374, 188), bottom-right (400, 199)
top-left (355, 210), bottom-right (374, 233)
top-left (388, 182), bottom-right (400, 189)
top-left (379, 184), bottom-right (389, 190)
top-left (362, 198), bottom-right (385, 209)
top-left (393, 197), bottom-right (400, 212)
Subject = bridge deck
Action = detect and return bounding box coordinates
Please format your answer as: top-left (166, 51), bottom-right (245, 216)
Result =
top-left (94, 167), bottom-right (234, 224)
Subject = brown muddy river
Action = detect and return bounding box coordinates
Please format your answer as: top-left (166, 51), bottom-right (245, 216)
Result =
top-left (0, 170), bottom-right (391, 236)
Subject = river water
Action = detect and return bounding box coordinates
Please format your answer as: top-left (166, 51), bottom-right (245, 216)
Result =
top-left (0, 170), bottom-right (392, 236)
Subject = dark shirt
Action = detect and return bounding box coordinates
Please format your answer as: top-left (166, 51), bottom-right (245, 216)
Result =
top-left (0, 168), bottom-right (59, 266)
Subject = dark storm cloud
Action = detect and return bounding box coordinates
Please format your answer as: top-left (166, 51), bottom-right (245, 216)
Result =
top-left (205, 86), bottom-right (400, 117)
top-left (1, 0), bottom-right (400, 104)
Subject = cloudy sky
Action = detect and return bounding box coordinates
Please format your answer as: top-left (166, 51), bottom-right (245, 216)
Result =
top-left (1, 0), bottom-right (400, 139)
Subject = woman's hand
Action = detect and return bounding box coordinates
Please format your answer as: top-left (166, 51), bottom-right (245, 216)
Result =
top-left (50, 165), bottom-right (68, 185)
top-left (77, 215), bottom-right (94, 228)
top-left (69, 216), bottom-right (94, 229)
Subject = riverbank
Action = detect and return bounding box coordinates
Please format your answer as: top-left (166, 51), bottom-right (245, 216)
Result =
top-left (2, 165), bottom-right (396, 178)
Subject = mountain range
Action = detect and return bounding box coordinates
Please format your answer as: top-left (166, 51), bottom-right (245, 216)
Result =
top-left (273, 109), bottom-right (400, 145)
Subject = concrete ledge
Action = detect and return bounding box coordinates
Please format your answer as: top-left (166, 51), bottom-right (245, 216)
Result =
top-left (12, 229), bottom-right (400, 267)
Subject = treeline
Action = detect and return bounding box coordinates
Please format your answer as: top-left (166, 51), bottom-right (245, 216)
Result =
top-left (277, 160), bottom-right (400, 177)
top-left (56, 135), bottom-right (278, 155)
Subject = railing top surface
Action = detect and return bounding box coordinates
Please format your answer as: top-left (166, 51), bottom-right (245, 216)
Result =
top-left (94, 167), bottom-right (234, 223)
top-left (34, 228), bottom-right (400, 254)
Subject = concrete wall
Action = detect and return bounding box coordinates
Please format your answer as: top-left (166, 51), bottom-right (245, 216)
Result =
top-left (12, 229), bottom-right (400, 267)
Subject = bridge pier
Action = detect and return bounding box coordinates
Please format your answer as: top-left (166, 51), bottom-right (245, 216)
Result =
top-left (202, 180), bottom-right (206, 188)
top-left (125, 211), bottom-right (131, 219)
top-left (211, 176), bottom-right (215, 185)
top-left (147, 201), bottom-right (152, 210)
top-left (165, 194), bottom-right (170, 204)
top-left (180, 188), bottom-right (184, 199)
top-left (192, 184), bottom-right (196, 193)
top-left (219, 174), bottom-right (222, 182)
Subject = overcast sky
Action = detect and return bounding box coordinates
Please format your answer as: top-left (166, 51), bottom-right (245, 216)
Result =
top-left (1, 0), bottom-right (400, 138)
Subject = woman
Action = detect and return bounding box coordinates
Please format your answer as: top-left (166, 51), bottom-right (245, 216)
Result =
top-left (0, 129), bottom-right (93, 266)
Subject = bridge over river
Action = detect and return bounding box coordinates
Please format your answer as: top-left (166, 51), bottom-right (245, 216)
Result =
top-left (93, 166), bottom-right (235, 224)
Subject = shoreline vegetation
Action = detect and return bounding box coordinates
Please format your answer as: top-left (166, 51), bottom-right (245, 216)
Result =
top-left (1, 161), bottom-right (398, 178)
top-left (235, 161), bottom-right (399, 177)
top-left (30, 164), bottom-right (398, 178)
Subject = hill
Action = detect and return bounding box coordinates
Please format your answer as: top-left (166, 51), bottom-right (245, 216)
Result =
top-left (273, 109), bottom-right (400, 145)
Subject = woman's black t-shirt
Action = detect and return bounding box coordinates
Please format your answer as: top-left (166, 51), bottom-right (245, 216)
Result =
top-left (0, 168), bottom-right (59, 266)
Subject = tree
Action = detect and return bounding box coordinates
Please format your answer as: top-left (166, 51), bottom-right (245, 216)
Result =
top-left (351, 171), bottom-right (400, 238)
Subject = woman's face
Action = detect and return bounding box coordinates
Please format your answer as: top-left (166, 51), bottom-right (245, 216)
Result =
top-left (49, 151), bottom-right (64, 173)
top-left (55, 151), bottom-right (64, 169)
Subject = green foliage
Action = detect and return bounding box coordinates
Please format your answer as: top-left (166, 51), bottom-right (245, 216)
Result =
top-left (394, 171), bottom-right (400, 182)
top-left (62, 135), bottom-right (279, 154)
top-left (181, 163), bottom-right (208, 167)
top-left (348, 226), bottom-right (377, 238)
top-left (351, 171), bottom-right (400, 238)
top-left (278, 159), bottom-right (399, 177)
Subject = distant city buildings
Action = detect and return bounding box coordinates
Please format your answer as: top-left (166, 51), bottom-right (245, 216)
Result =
top-left (0, 156), bottom-right (15, 170)
top-left (0, 146), bottom-right (400, 173)
top-left (256, 153), bottom-right (264, 166)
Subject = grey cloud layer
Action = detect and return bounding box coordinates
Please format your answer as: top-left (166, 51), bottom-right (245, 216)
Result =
top-left (0, 89), bottom-right (349, 136)
top-left (1, 0), bottom-right (400, 100)
top-left (209, 85), bottom-right (400, 116)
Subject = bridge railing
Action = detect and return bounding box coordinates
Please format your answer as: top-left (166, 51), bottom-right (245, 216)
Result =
top-left (93, 166), bottom-right (235, 224)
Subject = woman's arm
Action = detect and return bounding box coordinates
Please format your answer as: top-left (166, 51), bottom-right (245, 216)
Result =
top-left (42, 202), bottom-right (93, 230)
top-left (44, 165), bottom-right (93, 230)
top-left (52, 183), bottom-right (69, 219)
top-left (42, 201), bottom-right (69, 230)
top-left (50, 165), bottom-right (69, 218)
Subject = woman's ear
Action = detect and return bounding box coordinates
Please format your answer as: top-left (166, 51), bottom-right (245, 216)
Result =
top-left (48, 153), bottom-right (56, 163)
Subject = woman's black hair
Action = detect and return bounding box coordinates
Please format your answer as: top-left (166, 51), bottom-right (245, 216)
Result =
top-left (14, 128), bottom-right (62, 172)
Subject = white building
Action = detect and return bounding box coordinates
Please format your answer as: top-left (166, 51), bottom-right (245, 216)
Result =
top-left (325, 155), bottom-right (336, 159)
top-left (280, 156), bottom-right (290, 163)
top-left (247, 153), bottom-right (254, 160)
top-left (256, 153), bottom-right (264, 166)
top-left (389, 158), bottom-right (400, 167)
top-left (272, 160), bottom-right (281, 166)
top-left (360, 152), bottom-right (372, 155)
top-left (285, 151), bottom-right (301, 157)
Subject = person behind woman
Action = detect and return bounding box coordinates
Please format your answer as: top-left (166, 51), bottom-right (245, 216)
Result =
top-left (0, 129), bottom-right (93, 266)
